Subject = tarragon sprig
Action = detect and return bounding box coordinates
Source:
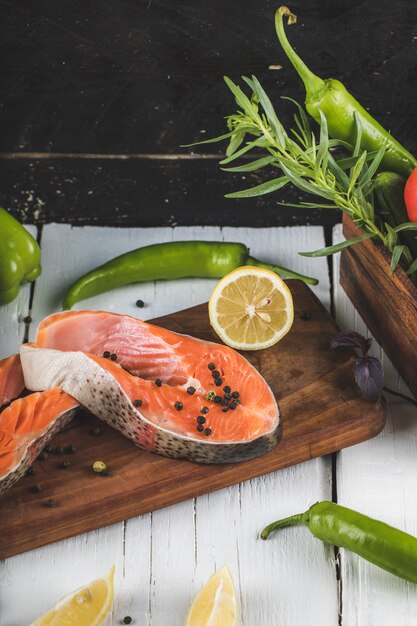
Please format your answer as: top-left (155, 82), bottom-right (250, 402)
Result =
top-left (186, 75), bottom-right (417, 269)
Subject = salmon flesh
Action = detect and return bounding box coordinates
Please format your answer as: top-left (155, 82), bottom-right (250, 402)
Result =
top-left (20, 310), bottom-right (282, 463)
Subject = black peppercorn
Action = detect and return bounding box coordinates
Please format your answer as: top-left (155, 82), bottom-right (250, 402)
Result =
top-left (201, 407), bottom-right (209, 414)
top-left (123, 617), bottom-right (133, 625)
top-left (103, 351), bottom-right (111, 358)
top-left (208, 363), bottom-right (216, 370)
top-left (26, 466), bottom-right (35, 476)
top-left (231, 391), bottom-right (240, 399)
top-left (65, 444), bottom-right (76, 454)
top-left (134, 399), bottom-right (143, 408)
top-left (155, 378), bottom-right (162, 387)
top-left (136, 299), bottom-right (145, 308)
top-left (31, 483), bottom-right (42, 493)
top-left (196, 416), bottom-right (206, 424)
top-left (204, 428), bottom-right (212, 436)
top-left (46, 498), bottom-right (57, 508)
top-left (55, 446), bottom-right (65, 455)
top-left (196, 424), bottom-right (204, 432)
top-left (110, 353), bottom-right (117, 361)
top-left (174, 401), bottom-right (183, 411)
top-left (186, 386), bottom-right (196, 395)
top-left (214, 378), bottom-right (223, 386)
top-left (60, 460), bottom-right (70, 469)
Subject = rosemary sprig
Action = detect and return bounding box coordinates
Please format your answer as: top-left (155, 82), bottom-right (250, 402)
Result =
top-left (188, 75), bottom-right (417, 268)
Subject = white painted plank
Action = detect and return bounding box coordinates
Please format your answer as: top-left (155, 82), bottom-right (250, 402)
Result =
top-left (333, 224), bottom-right (417, 626)
top-left (2, 225), bottom-right (338, 626)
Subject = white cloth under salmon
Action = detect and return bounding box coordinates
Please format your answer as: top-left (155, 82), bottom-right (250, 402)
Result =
top-left (21, 310), bottom-right (282, 463)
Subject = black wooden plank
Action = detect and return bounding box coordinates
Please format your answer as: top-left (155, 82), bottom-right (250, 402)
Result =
top-left (1, 0), bottom-right (417, 155)
top-left (0, 156), bottom-right (339, 227)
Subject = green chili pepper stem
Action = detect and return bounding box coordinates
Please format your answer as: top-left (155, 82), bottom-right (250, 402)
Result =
top-left (260, 511), bottom-right (308, 539)
top-left (246, 256), bottom-right (318, 285)
top-left (275, 7), bottom-right (325, 98)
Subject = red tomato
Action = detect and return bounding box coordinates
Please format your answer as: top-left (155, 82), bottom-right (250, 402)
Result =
top-left (404, 167), bottom-right (417, 222)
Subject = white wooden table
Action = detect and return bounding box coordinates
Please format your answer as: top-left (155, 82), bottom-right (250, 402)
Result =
top-left (1, 224), bottom-right (416, 626)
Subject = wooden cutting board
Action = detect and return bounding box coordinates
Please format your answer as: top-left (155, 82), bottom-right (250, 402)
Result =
top-left (0, 281), bottom-right (386, 558)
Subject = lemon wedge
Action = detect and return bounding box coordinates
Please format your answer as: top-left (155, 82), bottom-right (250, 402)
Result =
top-left (208, 266), bottom-right (294, 350)
top-left (186, 565), bottom-right (237, 626)
top-left (30, 565), bottom-right (114, 626)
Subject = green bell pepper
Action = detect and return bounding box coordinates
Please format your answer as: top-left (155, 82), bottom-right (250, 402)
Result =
top-left (0, 207), bottom-right (41, 305)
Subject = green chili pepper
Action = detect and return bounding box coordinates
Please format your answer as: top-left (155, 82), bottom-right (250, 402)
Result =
top-left (375, 171), bottom-right (417, 260)
top-left (0, 207), bottom-right (41, 305)
top-left (261, 500), bottom-right (417, 584)
top-left (62, 240), bottom-right (318, 309)
top-left (275, 7), bottom-right (417, 178)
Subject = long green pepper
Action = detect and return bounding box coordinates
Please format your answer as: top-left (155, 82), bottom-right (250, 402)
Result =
top-left (261, 501), bottom-right (417, 584)
top-left (275, 7), bottom-right (417, 178)
top-left (62, 240), bottom-right (318, 309)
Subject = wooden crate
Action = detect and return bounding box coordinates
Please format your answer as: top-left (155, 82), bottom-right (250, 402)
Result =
top-left (340, 214), bottom-right (417, 398)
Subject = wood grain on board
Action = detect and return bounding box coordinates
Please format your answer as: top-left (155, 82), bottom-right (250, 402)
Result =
top-left (0, 280), bottom-right (386, 558)
top-left (340, 215), bottom-right (417, 399)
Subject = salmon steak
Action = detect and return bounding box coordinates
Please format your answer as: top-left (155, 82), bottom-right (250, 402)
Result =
top-left (0, 355), bottom-right (79, 494)
top-left (20, 310), bottom-right (282, 463)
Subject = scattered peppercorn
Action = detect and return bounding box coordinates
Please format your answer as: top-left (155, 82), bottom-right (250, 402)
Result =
top-left (23, 315), bottom-right (32, 324)
top-left (110, 353), bottom-right (117, 361)
top-left (26, 466), bottom-right (35, 476)
top-left (43, 444), bottom-right (53, 453)
top-left (92, 427), bottom-right (102, 437)
top-left (196, 416), bottom-right (206, 424)
top-left (204, 428), bottom-right (212, 436)
top-left (224, 393), bottom-right (232, 401)
top-left (155, 378), bottom-right (162, 387)
top-left (214, 396), bottom-right (222, 404)
top-left (222, 407), bottom-right (229, 413)
top-left (231, 391), bottom-right (240, 399)
top-left (201, 407), bottom-right (209, 414)
top-left (223, 385), bottom-right (231, 393)
top-left (208, 363), bottom-right (216, 370)
top-left (134, 399), bottom-right (143, 408)
top-left (187, 386), bottom-right (196, 395)
top-left (65, 444), bottom-right (76, 454)
top-left (196, 424), bottom-right (204, 432)
top-left (206, 391), bottom-right (216, 401)
top-left (214, 378), bottom-right (223, 387)
top-left (60, 460), bottom-right (70, 469)
top-left (123, 617), bottom-right (133, 624)
top-left (46, 499), bottom-right (57, 508)
top-left (38, 452), bottom-right (48, 461)
top-left (31, 483), bottom-right (42, 493)
top-left (103, 351), bottom-right (111, 358)
top-left (136, 299), bottom-right (145, 308)
top-left (55, 446), bottom-right (65, 455)
top-left (174, 401), bottom-right (183, 410)
top-left (212, 370), bottom-right (220, 379)
top-left (101, 469), bottom-right (111, 477)
top-left (229, 402), bottom-right (237, 410)
top-left (221, 398), bottom-right (228, 406)
top-left (93, 461), bottom-right (107, 473)
top-left (300, 311), bottom-right (311, 321)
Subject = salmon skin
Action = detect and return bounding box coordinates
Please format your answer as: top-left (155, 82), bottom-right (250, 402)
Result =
top-left (0, 383), bottom-right (78, 495)
top-left (22, 311), bottom-right (281, 463)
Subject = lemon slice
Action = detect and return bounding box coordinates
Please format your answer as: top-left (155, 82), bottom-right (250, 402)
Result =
top-left (30, 565), bottom-right (114, 626)
top-left (209, 266), bottom-right (294, 350)
top-left (186, 565), bottom-right (237, 626)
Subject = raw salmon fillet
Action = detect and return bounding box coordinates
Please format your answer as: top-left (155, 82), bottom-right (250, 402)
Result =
top-left (22, 310), bottom-right (282, 463)
top-left (0, 359), bottom-right (79, 494)
top-left (0, 355), bottom-right (25, 408)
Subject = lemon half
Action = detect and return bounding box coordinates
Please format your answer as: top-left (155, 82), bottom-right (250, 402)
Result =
top-left (30, 565), bottom-right (114, 626)
top-left (209, 266), bottom-right (294, 350)
top-left (186, 565), bottom-right (237, 626)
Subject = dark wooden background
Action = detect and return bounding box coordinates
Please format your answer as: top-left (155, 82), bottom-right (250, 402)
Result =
top-left (1, 0), bottom-right (417, 227)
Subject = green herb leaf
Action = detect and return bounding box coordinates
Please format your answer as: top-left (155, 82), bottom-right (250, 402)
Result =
top-left (406, 257), bottom-right (417, 274)
top-left (393, 222), bottom-right (417, 232)
top-left (299, 233), bottom-right (375, 257)
top-left (225, 176), bottom-right (289, 198)
top-left (389, 245), bottom-right (406, 273)
top-left (221, 156), bottom-right (276, 172)
top-left (180, 131), bottom-right (234, 148)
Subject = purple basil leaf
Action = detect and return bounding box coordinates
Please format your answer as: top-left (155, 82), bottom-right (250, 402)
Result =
top-left (330, 331), bottom-right (372, 356)
top-left (354, 356), bottom-right (384, 402)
